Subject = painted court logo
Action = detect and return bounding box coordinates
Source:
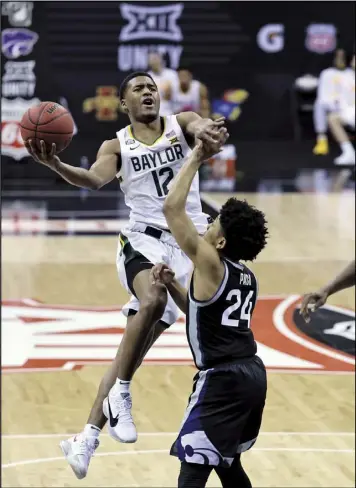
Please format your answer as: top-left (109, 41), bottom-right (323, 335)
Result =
top-left (1, 297), bottom-right (354, 373)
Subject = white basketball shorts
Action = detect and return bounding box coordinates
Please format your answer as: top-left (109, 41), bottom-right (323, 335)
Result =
top-left (116, 223), bottom-right (193, 326)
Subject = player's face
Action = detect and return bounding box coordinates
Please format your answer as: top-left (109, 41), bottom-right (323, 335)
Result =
top-left (148, 53), bottom-right (162, 73)
top-left (333, 49), bottom-right (346, 70)
top-left (178, 70), bottom-right (192, 90)
top-left (122, 76), bottom-right (160, 123)
top-left (204, 216), bottom-right (226, 251)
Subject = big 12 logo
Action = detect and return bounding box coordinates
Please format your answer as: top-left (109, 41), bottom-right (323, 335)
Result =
top-left (1, 97), bottom-right (40, 160)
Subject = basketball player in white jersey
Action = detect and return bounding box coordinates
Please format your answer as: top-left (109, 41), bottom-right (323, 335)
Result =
top-left (25, 71), bottom-right (227, 479)
top-left (148, 52), bottom-right (179, 115)
top-left (313, 48), bottom-right (347, 155)
top-left (169, 66), bottom-right (210, 118)
top-left (328, 53), bottom-right (355, 165)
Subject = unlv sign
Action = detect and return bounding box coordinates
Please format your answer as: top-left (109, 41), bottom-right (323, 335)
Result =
top-left (118, 3), bottom-right (183, 71)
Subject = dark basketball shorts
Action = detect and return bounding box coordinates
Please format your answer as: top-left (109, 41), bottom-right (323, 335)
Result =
top-left (170, 355), bottom-right (267, 467)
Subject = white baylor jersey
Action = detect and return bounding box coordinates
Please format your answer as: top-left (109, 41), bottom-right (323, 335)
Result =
top-left (116, 115), bottom-right (208, 233)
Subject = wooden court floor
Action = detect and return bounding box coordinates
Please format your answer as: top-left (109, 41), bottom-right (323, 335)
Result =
top-left (2, 193), bottom-right (355, 487)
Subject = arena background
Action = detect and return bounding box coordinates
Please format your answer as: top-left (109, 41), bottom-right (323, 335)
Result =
top-left (1, 2), bottom-right (355, 487)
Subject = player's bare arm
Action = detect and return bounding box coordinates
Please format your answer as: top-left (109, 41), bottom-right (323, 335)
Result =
top-left (163, 134), bottom-right (229, 300)
top-left (300, 259), bottom-right (355, 322)
top-left (176, 111), bottom-right (225, 144)
top-left (25, 138), bottom-right (121, 190)
top-left (151, 263), bottom-right (187, 313)
top-left (199, 84), bottom-right (211, 118)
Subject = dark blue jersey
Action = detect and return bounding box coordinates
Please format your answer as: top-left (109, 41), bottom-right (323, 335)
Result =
top-left (187, 258), bottom-right (258, 369)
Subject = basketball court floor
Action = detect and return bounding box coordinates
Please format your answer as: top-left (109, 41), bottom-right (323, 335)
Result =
top-left (2, 193), bottom-right (355, 487)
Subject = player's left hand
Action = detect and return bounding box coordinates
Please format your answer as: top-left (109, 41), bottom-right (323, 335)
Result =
top-left (151, 263), bottom-right (175, 285)
top-left (193, 127), bottom-right (229, 161)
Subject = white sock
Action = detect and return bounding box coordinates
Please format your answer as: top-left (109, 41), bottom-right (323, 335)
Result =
top-left (115, 378), bottom-right (130, 395)
top-left (83, 424), bottom-right (101, 438)
top-left (317, 133), bottom-right (327, 142)
top-left (341, 141), bottom-right (354, 153)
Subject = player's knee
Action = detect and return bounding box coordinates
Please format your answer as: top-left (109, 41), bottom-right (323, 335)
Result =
top-left (140, 283), bottom-right (167, 323)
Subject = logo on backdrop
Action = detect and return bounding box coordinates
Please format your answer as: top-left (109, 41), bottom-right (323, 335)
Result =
top-left (212, 89), bottom-right (249, 122)
top-left (1, 1), bottom-right (33, 27)
top-left (1, 28), bottom-right (38, 59)
top-left (83, 86), bottom-right (122, 121)
top-left (305, 24), bottom-right (337, 54)
top-left (2, 60), bottom-right (36, 97)
top-left (1, 97), bottom-right (40, 160)
top-left (118, 3), bottom-right (184, 71)
top-left (257, 24), bottom-right (284, 53)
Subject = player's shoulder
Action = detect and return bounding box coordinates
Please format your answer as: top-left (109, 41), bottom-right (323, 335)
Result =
top-left (99, 138), bottom-right (121, 155)
top-left (319, 67), bottom-right (334, 76)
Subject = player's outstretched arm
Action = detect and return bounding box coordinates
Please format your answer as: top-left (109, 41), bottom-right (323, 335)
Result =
top-left (25, 139), bottom-right (120, 190)
top-left (150, 264), bottom-right (187, 314)
top-left (176, 111), bottom-right (225, 144)
top-left (163, 134), bottom-right (228, 275)
top-left (300, 259), bottom-right (355, 322)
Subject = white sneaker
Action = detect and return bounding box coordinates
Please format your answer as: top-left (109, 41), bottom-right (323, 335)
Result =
top-left (103, 391), bottom-right (137, 443)
top-left (60, 434), bottom-right (99, 479)
top-left (334, 151), bottom-right (356, 165)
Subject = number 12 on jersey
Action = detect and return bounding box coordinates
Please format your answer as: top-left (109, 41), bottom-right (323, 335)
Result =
top-left (152, 167), bottom-right (174, 197)
top-left (222, 290), bottom-right (254, 328)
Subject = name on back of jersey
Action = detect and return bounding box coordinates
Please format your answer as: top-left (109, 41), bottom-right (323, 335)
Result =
top-left (131, 143), bottom-right (184, 172)
top-left (240, 273), bottom-right (252, 286)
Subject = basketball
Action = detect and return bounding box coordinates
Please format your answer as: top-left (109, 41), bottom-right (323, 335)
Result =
top-left (20, 101), bottom-right (75, 154)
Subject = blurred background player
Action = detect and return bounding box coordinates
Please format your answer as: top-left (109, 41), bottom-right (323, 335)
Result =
top-left (328, 53), bottom-right (355, 165)
top-left (169, 67), bottom-right (210, 118)
top-left (313, 48), bottom-right (347, 156)
top-left (148, 52), bottom-right (179, 115)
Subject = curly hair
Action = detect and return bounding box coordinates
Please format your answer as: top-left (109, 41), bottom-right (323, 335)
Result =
top-left (119, 71), bottom-right (156, 100)
top-left (219, 198), bottom-right (268, 262)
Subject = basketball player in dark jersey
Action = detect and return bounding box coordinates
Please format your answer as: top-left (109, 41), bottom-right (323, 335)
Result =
top-left (151, 140), bottom-right (269, 487)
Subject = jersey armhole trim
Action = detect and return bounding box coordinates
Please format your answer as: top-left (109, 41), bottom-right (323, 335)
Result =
top-left (174, 114), bottom-right (194, 150)
top-left (188, 260), bottom-right (229, 307)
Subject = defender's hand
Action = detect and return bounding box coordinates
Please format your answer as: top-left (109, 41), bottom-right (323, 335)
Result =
top-left (25, 139), bottom-right (60, 169)
top-left (193, 127), bottom-right (229, 161)
top-left (195, 117), bottom-right (226, 145)
top-left (151, 263), bottom-right (175, 285)
top-left (299, 290), bottom-right (328, 323)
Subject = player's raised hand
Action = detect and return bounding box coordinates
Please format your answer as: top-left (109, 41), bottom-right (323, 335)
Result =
top-left (299, 290), bottom-right (328, 323)
top-left (151, 263), bottom-right (175, 285)
top-left (25, 139), bottom-right (60, 169)
top-left (193, 127), bottom-right (229, 161)
top-left (195, 117), bottom-right (226, 145)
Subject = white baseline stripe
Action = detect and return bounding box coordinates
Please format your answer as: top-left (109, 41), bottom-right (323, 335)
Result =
top-left (2, 447), bottom-right (354, 469)
top-left (2, 431), bottom-right (354, 439)
top-left (273, 295), bottom-right (355, 366)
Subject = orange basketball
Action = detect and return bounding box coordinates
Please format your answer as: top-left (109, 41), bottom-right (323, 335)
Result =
top-left (20, 101), bottom-right (74, 153)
